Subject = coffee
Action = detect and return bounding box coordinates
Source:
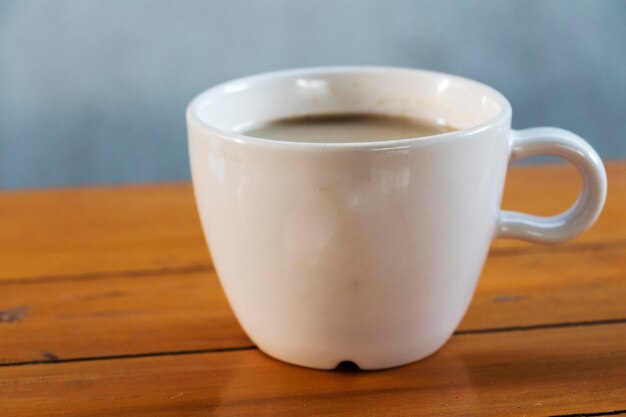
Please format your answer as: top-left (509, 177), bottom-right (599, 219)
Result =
top-left (242, 113), bottom-right (454, 143)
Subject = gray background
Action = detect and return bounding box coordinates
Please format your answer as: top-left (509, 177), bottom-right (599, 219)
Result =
top-left (1, 0), bottom-right (624, 189)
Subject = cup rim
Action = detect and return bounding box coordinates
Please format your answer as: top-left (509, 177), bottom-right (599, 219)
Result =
top-left (187, 66), bottom-right (512, 150)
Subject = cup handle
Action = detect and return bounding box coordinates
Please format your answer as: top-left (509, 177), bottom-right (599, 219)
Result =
top-left (496, 128), bottom-right (607, 243)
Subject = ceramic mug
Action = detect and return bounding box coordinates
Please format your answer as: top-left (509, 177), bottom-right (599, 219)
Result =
top-left (186, 67), bottom-right (606, 370)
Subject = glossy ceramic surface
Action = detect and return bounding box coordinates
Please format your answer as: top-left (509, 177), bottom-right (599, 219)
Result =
top-left (187, 67), bottom-right (606, 369)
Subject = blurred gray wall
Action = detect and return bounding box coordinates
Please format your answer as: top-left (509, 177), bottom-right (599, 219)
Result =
top-left (0, 0), bottom-right (624, 189)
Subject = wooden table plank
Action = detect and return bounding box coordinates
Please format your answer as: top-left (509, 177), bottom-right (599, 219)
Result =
top-left (0, 271), bottom-right (248, 365)
top-left (461, 244), bottom-right (626, 330)
top-left (1, 163), bottom-right (625, 282)
top-left (0, 183), bottom-right (209, 281)
top-left (1, 324), bottom-right (624, 417)
top-left (1, 163), bottom-right (625, 416)
top-left (1, 245), bottom-right (624, 365)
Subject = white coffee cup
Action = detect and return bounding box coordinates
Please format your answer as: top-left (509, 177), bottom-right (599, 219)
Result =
top-left (186, 67), bottom-right (606, 370)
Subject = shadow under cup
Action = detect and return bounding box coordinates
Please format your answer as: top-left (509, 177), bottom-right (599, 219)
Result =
top-left (186, 67), bottom-right (603, 370)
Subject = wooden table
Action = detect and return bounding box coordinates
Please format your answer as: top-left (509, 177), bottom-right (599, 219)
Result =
top-left (1, 163), bottom-right (625, 416)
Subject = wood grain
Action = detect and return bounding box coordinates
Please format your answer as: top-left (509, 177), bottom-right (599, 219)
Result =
top-left (0, 270), bottom-right (248, 365)
top-left (1, 163), bottom-right (625, 282)
top-left (0, 183), bottom-right (209, 281)
top-left (461, 244), bottom-right (626, 331)
top-left (1, 324), bottom-right (624, 417)
top-left (1, 245), bottom-right (624, 365)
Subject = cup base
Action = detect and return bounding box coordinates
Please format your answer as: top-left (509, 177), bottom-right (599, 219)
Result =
top-left (254, 335), bottom-right (452, 371)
